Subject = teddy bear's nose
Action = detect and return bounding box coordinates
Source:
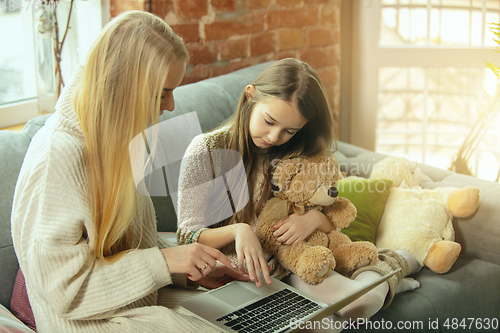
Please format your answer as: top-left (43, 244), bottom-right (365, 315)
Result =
top-left (328, 187), bottom-right (338, 198)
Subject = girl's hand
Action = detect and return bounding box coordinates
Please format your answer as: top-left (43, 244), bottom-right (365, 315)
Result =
top-left (233, 223), bottom-right (272, 287)
top-left (161, 243), bottom-right (238, 281)
top-left (273, 210), bottom-right (326, 245)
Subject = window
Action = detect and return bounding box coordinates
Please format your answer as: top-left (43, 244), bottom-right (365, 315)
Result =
top-left (0, 7), bottom-right (38, 126)
top-left (347, 0), bottom-right (500, 181)
top-left (0, 0), bottom-right (108, 128)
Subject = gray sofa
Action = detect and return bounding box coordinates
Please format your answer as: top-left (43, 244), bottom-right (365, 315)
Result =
top-left (1, 61), bottom-right (499, 332)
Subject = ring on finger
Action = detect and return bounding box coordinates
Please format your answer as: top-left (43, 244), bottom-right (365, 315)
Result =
top-left (200, 263), bottom-right (209, 271)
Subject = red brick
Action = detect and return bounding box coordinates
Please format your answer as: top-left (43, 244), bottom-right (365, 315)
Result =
top-left (109, 0), bottom-right (121, 18)
top-left (210, 56), bottom-right (269, 77)
top-left (306, 27), bottom-right (333, 47)
top-left (316, 67), bottom-right (337, 87)
top-left (332, 27), bottom-right (340, 45)
top-left (151, 0), bottom-right (174, 19)
top-left (125, 1), bottom-right (145, 11)
top-left (175, 0), bottom-right (208, 20)
top-left (332, 45), bottom-right (341, 66)
top-left (273, 51), bottom-right (297, 60)
top-left (111, 0), bottom-right (141, 17)
top-left (242, 0), bottom-right (271, 10)
top-left (307, 0), bottom-right (330, 4)
top-left (299, 48), bottom-right (335, 68)
top-left (209, 61), bottom-right (248, 78)
top-left (187, 43), bottom-right (217, 65)
top-left (266, 8), bottom-right (319, 29)
top-left (321, 3), bottom-right (339, 25)
top-left (220, 37), bottom-right (248, 60)
top-left (278, 28), bottom-right (304, 51)
top-left (172, 23), bottom-right (199, 44)
top-left (276, 0), bottom-right (301, 6)
top-left (205, 12), bottom-right (264, 41)
top-left (250, 32), bottom-right (276, 56)
top-left (211, 0), bottom-right (236, 12)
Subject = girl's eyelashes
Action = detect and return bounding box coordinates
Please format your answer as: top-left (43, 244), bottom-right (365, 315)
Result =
top-left (265, 118), bottom-right (296, 135)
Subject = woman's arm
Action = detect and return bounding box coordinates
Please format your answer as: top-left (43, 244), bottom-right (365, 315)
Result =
top-left (11, 132), bottom-right (173, 321)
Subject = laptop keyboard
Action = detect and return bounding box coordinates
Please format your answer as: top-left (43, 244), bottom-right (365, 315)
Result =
top-left (216, 288), bottom-right (323, 333)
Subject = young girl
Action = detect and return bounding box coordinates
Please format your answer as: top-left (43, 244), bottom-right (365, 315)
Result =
top-left (11, 11), bottom-right (246, 333)
top-left (177, 58), bottom-right (420, 325)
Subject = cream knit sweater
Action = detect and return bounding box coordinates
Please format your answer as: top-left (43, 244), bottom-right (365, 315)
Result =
top-left (10, 68), bottom-right (220, 333)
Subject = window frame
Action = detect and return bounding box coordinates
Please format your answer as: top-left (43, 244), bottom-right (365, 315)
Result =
top-left (346, 0), bottom-right (498, 151)
top-left (0, 0), bottom-right (109, 128)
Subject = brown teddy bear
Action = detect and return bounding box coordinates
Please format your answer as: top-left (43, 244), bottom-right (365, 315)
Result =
top-left (255, 151), bottom-right (378, 285)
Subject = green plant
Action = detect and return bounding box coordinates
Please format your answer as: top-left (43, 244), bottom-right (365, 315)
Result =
top-left (449, 23), bottom-right (500, 181)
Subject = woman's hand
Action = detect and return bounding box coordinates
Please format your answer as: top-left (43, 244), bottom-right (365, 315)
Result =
top-left (233, 223), bottom-right (272, 287)
top-left (196, 262), bottom-right (251, 290)
top-left (273, 209), bottom-right (333, 245)
top-left (161, 243), bottom-right (238, 281)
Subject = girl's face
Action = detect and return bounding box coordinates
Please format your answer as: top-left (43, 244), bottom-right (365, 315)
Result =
top-left (160, 60), bottom-right (186, 115)
top-left (248, 96), bottom-right (307, 150)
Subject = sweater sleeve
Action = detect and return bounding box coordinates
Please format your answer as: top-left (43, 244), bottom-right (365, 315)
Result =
top-left (12, 130), bottom-right (173, 321)
top-left (176, 129), bottom-right (246, 246)
top-left (176, 133), bottom-right (213, 245)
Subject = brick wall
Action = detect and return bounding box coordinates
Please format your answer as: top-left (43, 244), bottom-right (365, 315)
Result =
top-left (110, 0), bottom-right (342, 135)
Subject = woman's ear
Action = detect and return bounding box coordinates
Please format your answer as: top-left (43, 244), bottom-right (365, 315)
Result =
top-left (245, 85), bottom-right (256, 101)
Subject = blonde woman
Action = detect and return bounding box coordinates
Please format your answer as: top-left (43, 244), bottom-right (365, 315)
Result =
top-left (11, 11), bottom-right (246, 333)
top-left (177, 58), bottom-right (421, 329)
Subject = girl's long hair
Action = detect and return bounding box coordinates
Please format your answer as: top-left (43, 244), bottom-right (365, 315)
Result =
top-left (221, 58), bottom-right (336, 223)
top-left (73, 11), bottom-right (188, 262)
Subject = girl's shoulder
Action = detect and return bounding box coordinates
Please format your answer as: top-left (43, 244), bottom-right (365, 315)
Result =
top-left (184, 126), bottom-right (230, 157)
top-left (202, 126), bottom-right (230, 151)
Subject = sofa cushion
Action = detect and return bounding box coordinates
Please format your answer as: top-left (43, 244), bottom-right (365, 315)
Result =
top-left (339, 178), bottom-right (393, 243)
top-left (21, 114), bottom-right (52, 141)
top-left (10, 270), bottom-right (35, 332)
top-left (0, 131), bottom-right (31, 309)
top-left (358, 255), bottom-right (500, 332)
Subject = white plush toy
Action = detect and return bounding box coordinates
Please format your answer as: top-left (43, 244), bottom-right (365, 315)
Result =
top-left (371, 157), bottom-right (480, 274)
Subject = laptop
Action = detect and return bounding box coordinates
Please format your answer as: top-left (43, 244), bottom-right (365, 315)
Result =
top-left (181, 268), bottom-right (401, 333)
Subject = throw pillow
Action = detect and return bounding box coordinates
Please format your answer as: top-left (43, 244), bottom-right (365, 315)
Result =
top-left (10, 269), bottom-right (36, 332)
top-left (339, 178), bottom-right (393, 243)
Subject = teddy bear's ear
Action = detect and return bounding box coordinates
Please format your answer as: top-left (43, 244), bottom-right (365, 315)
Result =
top-left (272, 157), bottom-right (305, 190)
top-left (315, 150), bottom-right (339, 179)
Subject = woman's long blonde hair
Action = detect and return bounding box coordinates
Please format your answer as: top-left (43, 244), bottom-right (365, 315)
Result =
top-left (222, 58), bottom-right (336, 223)
top-left (73, 11), bottom-right (188, 262)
